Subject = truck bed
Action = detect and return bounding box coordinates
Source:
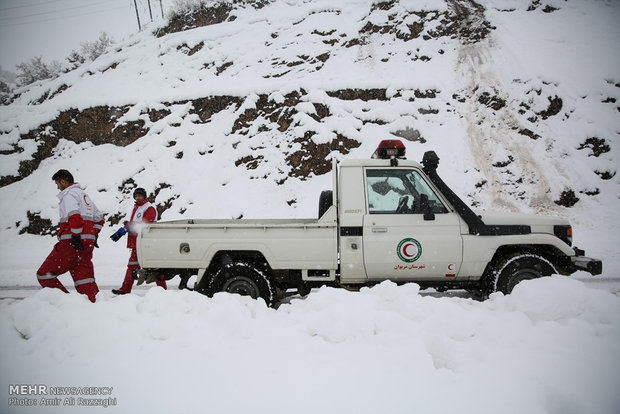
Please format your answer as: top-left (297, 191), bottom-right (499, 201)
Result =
top-left (136, 209), bottom-right (338, 275)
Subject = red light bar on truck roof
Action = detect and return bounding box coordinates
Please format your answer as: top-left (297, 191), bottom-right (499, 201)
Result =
top-left (372, 139), bottom-right (406, 160)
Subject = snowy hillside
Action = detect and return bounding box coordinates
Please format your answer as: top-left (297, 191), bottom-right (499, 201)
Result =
top-left (1, 0), bottom-right (618, 228)
top-left (1, 1), bottom-right (619, 413)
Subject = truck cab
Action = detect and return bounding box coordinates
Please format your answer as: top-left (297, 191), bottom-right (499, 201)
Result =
top-left (337, 156), bottom-right (463, 284)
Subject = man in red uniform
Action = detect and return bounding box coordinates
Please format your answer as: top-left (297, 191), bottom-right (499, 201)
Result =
top-left (110, 187), bottom-right (167, 294)
top-left (37, 169), bottom-right (103, 303)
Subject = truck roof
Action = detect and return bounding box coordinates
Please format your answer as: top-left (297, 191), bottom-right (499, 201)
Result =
top-left (340, 158), bottom-right (423, 168)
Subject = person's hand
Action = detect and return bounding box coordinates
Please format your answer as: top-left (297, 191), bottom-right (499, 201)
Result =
top-left (70, 235), bottom-right (85, 250)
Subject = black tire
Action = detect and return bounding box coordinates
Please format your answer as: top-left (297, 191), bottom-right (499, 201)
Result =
top-left (495, 254), bottom-right (557, 294)
top-left (208, 263), bottom-right (276, 306)
top-left (318, 190), bottom-right (333, 219)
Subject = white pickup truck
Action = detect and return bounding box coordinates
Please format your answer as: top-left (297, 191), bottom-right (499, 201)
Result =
top-left (136, 140), bottom-right (601, 305)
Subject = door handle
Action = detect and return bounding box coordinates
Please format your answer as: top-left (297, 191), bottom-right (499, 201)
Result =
top-left (372, 227), bottom-right (388, 233)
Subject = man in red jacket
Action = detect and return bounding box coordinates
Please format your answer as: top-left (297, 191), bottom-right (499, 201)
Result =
top-left (37, 169), bottom-right (103, 303)
top-left (110, 187), bottom-right (167, 295)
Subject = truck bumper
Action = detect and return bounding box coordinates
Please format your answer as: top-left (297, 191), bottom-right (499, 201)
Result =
top-left (571, 248), bottom-right (602, 275)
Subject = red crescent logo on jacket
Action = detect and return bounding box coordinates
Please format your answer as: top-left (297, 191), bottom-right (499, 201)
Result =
top-left (83, 195), bottom-right (91, 206)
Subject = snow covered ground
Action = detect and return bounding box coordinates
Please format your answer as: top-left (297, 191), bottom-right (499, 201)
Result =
top-left (1, 0), bottom-right (619, 413)
top-left (1, 276), bottom-right (619, 414)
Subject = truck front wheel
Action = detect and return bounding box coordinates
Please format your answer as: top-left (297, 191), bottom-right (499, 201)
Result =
top-left (495, 254), bottom-right (557, 294)
top-left (208, 263), bottom-right (276, 306)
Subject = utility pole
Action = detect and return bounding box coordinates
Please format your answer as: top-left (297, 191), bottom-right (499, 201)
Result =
top-left (133, 0), bottom-right (142, 30)
top-left (147, 0), bottom-right (153, 22)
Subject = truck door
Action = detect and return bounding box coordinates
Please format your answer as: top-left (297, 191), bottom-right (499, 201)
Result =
top-left (362, 168), bottom-right (463, 281)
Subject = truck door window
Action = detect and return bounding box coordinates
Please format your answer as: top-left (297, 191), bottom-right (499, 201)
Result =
top-left (366, 169), bottom-right (447, 214)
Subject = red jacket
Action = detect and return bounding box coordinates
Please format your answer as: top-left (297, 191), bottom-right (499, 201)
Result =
top-left (126, 199), bottom-right (157, 249)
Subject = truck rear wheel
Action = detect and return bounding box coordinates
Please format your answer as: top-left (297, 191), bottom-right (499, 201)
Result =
top-left (208, 263), bottom-right (276, 306)
top-left (495, 254), bottom-right (557, 294)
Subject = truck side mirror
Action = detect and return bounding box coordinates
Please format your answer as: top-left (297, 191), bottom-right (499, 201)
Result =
top-left (420, 194), bottom-right (435, 221)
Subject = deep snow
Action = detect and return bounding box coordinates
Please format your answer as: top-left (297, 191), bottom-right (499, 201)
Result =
top-left (1, 0), bottom-right (619, 413)
top-left (1, 277), bottom-right (620, 414)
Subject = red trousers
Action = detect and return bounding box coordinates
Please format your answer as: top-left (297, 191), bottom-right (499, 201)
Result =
top-left (118, 249), bottom-right (167, 293)
top-left (37, 241), bottom-right (99, 303)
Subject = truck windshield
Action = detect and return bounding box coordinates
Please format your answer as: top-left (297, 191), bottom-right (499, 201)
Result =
top-left (366, 169), bottom-right (448, 215)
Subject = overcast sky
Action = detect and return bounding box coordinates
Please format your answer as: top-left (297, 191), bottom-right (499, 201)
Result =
top-left (0, 0), bottom-right (171, 71)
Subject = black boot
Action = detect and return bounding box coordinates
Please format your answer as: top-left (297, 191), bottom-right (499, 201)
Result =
top-left (111, 289), bottom-right (128, 295)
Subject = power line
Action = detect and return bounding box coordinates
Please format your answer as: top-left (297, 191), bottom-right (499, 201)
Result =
top-left (0, 0), bottom-right (62, 12)
top-left (0, 0), bottom-right (122, 22)
top-left (0, 5), bottom-right (129, 27)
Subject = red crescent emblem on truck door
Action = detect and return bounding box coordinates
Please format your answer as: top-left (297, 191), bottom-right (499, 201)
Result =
top-left (397, 238), bottom-right (422, 263)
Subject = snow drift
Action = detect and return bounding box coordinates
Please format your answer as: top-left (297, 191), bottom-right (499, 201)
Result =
top-left (1, 277), bottom-right (620, 414)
